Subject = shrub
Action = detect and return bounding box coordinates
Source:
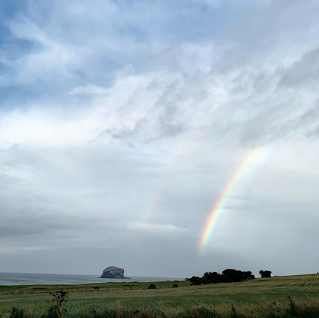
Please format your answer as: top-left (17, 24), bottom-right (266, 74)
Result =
top-left (189, 276), bottom-right (202, 285)
top-left (172, 284), bottom-right (179, 288)
top-left (222, 269), bottom-right (254, 282)
top-left (48, 290), bottom-right (69, 318)
top-left (259, 270), bottom-right (272, 278)
top-left (147, 283), bottom-right (157, 289)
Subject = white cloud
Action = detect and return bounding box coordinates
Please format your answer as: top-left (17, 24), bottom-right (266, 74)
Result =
top-left (1, 0), bottom-right (319, 276)
top-left (69, 85), bottom-right (109, 96)
top-left (190, 0), bottom-right (224, 7)
top-left (0, 108), bottom-right (99, 147)
top-left (128, 222), bottom-right (189, 236)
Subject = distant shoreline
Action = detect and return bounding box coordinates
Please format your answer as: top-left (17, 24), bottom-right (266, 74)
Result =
top-left (100, 276), bottom-right (131, 279)
top-left (0, 272), bottom-right (183, 286)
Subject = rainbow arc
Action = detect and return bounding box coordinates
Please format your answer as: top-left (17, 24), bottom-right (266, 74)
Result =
top-left (199, 148), bottom-right (268, 252)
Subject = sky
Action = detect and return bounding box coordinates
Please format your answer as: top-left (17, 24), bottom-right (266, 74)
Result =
top-left (1, 0), bottom-right (319, 278)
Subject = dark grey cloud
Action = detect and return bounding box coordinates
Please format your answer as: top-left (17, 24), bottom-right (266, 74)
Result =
top-left (278, 48), bottom-right (319, 89)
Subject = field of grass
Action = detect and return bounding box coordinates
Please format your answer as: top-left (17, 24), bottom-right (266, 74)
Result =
top-left (1, 274), bottom-right (319, 317)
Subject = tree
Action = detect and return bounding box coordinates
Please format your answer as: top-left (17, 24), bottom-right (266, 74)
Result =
top-left (242, 271), bottom-right (254, 280)
top-left (259, 270), bottom-right (272, 278)
top-left (188, 269), bottom-right (255, 286)
top-left (222, 269), bottom-right (242, 282)
top-left (222, 269), bottom-right (255, 282)
top-left (189, 276), bottom-right (202, 285)
top-left (202, 271), bottom-right (222, 284)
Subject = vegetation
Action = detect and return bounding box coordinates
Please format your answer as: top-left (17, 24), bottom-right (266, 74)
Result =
top-left (48, 291), bottom-right (69, 318)
top-left (1, 274), bottom-right (319, 317)
top-left (186, 269), bottom-right (255, 285)
top-left (259, 270), bottom-right (272, 278)
top-left (147, 284), bottom-right (157, 290)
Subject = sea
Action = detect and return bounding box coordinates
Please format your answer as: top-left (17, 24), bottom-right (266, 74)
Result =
top-left (0, 272), bottom-right (183, 286)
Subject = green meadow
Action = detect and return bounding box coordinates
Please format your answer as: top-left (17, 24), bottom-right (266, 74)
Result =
top-left (1, 274), bottom-right (319, 317)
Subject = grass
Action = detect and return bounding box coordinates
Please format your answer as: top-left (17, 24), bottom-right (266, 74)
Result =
top-left (1, 274), bottom-right (319, 317)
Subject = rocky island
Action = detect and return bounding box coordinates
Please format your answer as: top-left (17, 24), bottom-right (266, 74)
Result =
top-left (100, 266), bottom-right (130, 279)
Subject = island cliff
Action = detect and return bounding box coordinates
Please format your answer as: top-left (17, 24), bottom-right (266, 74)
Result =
top-left (100, 266), bottom-right (130, 279)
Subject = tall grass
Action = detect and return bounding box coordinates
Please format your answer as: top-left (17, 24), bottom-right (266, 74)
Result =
top-left (3, 298), bottom-right (319, 318)
top-left (2, 275), bottom-right (319, 318)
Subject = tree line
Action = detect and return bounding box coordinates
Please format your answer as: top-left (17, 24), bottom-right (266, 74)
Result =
top-left (186, 269), bottom-right (271, 285)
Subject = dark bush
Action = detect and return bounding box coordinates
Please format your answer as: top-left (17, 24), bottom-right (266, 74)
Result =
top-left (48, 290), bottom-right (69, 318)
top-left (147, 283), bottom-right (157, 289)
top-left (189, 276), bottom-right (202, 285)
top-left (202, 272), bottom-right (230, 284)
top-left (259, 270), bottom-right (272, 278)
top-left (172, 284), bottom-right (179, 288)
top-left (203, 272), bottom-right (220, 284)
top-left (222, 269), bottom-right (254, 282)
top-left (188, 269), bottom-right (255, 286)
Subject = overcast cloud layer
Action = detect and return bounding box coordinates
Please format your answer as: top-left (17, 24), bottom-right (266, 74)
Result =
top-left (1, 0), bottom-right (319, 278)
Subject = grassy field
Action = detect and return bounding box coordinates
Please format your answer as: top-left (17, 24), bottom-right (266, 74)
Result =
top-left (1, 274), bottom-right (319, 317)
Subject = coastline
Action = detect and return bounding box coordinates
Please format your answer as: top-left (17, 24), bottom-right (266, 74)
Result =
top-left (0, 272), bottom-right (183, 286)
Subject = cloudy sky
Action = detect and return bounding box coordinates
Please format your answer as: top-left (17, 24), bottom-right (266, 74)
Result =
top-left (1, 0), bottom-right (319, 278)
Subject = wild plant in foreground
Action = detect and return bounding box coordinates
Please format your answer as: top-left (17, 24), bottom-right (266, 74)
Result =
top-left (48, 291), bottom-right (69, 318)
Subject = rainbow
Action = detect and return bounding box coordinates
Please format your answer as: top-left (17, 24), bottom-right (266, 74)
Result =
top-left (199, 148), bottom-right (267, 251)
